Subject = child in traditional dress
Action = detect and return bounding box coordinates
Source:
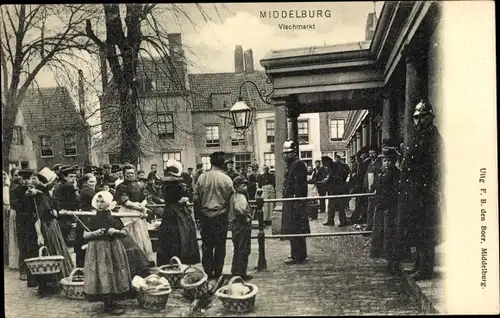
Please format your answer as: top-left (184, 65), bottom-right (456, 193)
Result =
top-left (83, 191), bottom-right (131, 315)
top-left (228, 176), bottom-right (253, 281)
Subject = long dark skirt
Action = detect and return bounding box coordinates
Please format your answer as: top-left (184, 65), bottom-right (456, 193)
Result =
top-left (41, 219), bottom-right (74, 279)
top-left (157, 204), bottom-right (200, 266)
top-left (121, 235), bottom-right (151, 278)
top-left (84, 239), bottom-right (132, 302)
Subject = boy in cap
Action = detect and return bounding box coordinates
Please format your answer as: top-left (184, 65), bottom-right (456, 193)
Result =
top-left (371, 148), bottom-right (400, 274)
top-left (228, 176), bottom-right (253, 280)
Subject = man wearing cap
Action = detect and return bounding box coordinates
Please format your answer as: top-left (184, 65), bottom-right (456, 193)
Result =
top-left (281, 140), bottom-right (310, 264)
top-left (334, 153), bottom-right (350, 226)
top-left (349, 147), bottom-right (370, 227)
top-left (313, 160), bottom-right (328, 214)
top-left (193, 151), bottom-right (234, 279)
top-left (224, 159), bottom-right (239, 181)
top-left (364, 147), bottom-right (382, 232)
top-left (395, 100), bottom-right (443, 281)
top-left (53, 166), bottom-right (79, 244)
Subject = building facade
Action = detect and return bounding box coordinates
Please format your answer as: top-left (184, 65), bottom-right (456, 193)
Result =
top-left (19, 87), bottom-right (91, 169)
top-left (3, 108), bottom-right (37, 170)
top-left (319, 111), bottom-right (349, 160)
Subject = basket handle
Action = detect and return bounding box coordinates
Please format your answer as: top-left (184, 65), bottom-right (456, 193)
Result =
top-left (38, 246), bottom-right (50, 257)
top-left (170, 256), bottom-right (182, 266)
top-left (228, 275), bottom-right (244, 286)
top-left (69, 268), bottom-right (84, 280)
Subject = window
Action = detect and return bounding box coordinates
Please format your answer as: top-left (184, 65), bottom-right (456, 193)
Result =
top-left (39, 136), bottom-right (53, 157)
top-left (109, 154), bottom-right (120, 164)
top-left (300, 151), bottom-right (313, 167)
top-left (263, 152), bottom-right (275, 169)
top-left (265, 120), bottom-right (275, 143)
top-left (137, 156), bottom-right (141, 171)
top-left (201, 155), bottom-right (211, 171)
top-left (230, 125), bottom-right (245, 146)
top-left (64, 133), bottom-right (77, 156)
top-left (234, 153), bottom-right (252, 170)
top-left (162, 151), bottom-right (182, 169)
top-left (330, 119), bottom-right (345, 141)
top-left (205, 125), bottom-right (220, 147)
top-left (297, 120), bottom-right (309, 144)
top-left (157, 113), bottom-right (174, 140)
top-left (12, 126), bottom-right (23, 145)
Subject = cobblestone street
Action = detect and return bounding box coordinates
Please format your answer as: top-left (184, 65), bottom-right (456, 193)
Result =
top-left (4, 212), bottom-right (422, 317)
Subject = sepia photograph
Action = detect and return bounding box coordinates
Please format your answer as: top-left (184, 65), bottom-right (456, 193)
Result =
top-left (2, 1), bottom-right (498, 316)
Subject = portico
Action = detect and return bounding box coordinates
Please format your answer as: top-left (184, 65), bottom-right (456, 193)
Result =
top-left (260, 1), bottom-right (443, 231)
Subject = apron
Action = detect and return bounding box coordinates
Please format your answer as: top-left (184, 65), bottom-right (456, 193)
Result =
top-left (8, 209), bottom-right (19, 269)
top-left (118, 201), bottom-right (154, 262)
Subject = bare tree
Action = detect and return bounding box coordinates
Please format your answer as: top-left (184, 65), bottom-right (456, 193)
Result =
top-left (0, 4), bottom-right (97, 170)
top-left (84, 4), bottom-right (228, 165)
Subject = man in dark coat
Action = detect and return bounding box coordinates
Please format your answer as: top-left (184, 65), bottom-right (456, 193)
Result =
top-left (281, 140), bottom-right (310, 264)
top-left (395, 100), bottom-right (443, 281)
top-left (364, 147), bottom-right (382, 231)
top-left (349, 147), bottom-right (370, 226)
top-left (313, 160), bottom-right (328, 214)
top-left (335, 153), bottom-right (350, 226)
top-left (53, 166), bottom-right (79, 244)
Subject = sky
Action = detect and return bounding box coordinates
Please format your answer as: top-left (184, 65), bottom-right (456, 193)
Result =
top-left (30, 2), bottom-right (383, 126)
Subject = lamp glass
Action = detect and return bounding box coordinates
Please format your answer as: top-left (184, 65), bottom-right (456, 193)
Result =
top-left (230, 100), bottom-right (253, 129)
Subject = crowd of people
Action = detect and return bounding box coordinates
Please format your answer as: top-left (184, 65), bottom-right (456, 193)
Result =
top-left (2, 100), bottom-right (441, 314)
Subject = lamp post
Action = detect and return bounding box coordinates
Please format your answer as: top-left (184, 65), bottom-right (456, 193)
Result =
top-left (228, 78), bottom-right (274, 272)
top-left (228, 79), bottom-right (274, 131)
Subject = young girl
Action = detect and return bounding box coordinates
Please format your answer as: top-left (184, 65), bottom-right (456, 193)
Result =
top-left (83, 191), bottom-right (131, 315)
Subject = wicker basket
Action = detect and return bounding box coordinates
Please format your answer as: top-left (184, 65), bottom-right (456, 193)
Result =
top-left (156, 256), bottom-right (194, 288)
top-left (137, 286), bottom-right (172, 310)
top-left (60, 268), bottom-right (85, 300)
top-left (180, 266), bottom-right (209, 300)
top-left (25, 246), bottom-right (65, 276)
top-left (215, 276), bottom-right (259, 313)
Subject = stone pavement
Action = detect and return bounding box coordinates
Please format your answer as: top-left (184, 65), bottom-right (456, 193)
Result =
top-left (4, 212), bottom-right (423, 317)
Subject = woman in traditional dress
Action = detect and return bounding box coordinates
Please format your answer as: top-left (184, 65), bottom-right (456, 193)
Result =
top-left (76, 173), bottom-right (97, 267)
top-left (34, 168), bottom-right (74, 279)
top-left (84, 191), bottom-right (131, 315)
top-left (114, 163), bottom-right (154, 265)
top-left (156, 159), bottom-right (200, 266)
top-left (7, 168), bottom-right (21, 270)
top-left (258, 165), bottom-right (276, 226)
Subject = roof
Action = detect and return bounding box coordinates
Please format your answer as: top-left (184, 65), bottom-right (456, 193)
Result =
top-left (188, 71), bottom-right (274, 112)
top-left (19, 87), bottom-right (87, 132)
top-left (138, 56), bottom-right (186, 94)
top-left (261, 41), bottom-right (372, 61)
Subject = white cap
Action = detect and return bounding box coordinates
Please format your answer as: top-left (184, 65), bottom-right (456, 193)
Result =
top-left (166, 159), bottom-right (183, 177)
top-left (38, 167), bottom-right (57, 184)
top-left (282, 140), bottom-right (295, 153)
top-left (91, 191), bottom-right (117, 210)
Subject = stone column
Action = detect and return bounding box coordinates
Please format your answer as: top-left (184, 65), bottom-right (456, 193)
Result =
top-left (356, 131), bottom-right (362, 151)
top-left (272, 101), bottom-right (289, 235)
top-left (403, 46), bottom-right (423, 152)
top-left (362, 122), bottom-right (369, 147)
top-left (381, 87), bottom-right (396, 145)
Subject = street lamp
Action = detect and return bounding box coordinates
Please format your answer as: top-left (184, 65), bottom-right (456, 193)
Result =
top-left (229, 79), bottom-right (274, 131)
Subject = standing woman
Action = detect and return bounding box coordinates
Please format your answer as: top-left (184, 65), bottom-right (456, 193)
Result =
top-left (114, 163), bottom-right (155, 265)
top-left (76, 173), bottom-right (97, 267)
top-left (3, 171), bottom-right (11, 266)
top-left (157, 159), bottom-right (200, 266)
top-left (258, 166), bottom-right (276, 226)
top-left (35, 168), bottom-right (74, 279)
top-left (53, 166), bottom-right (79, 245)
top-left (8, 168), bottom-right (21, 270)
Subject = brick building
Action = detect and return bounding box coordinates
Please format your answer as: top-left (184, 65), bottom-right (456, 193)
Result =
top-left (18, 87), bottom-right (91, 169)
top-left (319, 111), bottom-right (349, 160)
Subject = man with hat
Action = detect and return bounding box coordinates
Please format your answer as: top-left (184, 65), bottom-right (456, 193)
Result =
top-left (53, 165), bottom-right (79, 244)
top-left (193, 151), bottom-right (234, 279)
top-left (10, 169), bottom-right (35, 281)
top-left (52, 164), bottom-right (63, 175)
top-left (281, 140), bottom-right (310, 264)
top-left (395, 100), bottom-right (443, 281)
top-left (224, 159), bottom-right (239, 181)
top-left (363, 146), bottom-right (382, 231)
top-left (349, 147), bottom-right (370, 227)
top-left (370, 147), bottom-right (400, 273)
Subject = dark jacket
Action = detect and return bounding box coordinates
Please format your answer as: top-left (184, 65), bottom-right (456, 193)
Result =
top-left (314, 166), bottom-right (328, 193)
top-left (281, 158), bottom-right (310, 235)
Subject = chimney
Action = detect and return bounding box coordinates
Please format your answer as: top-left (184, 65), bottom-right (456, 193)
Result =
top-left (78, 69), bottom-right (85, 119)
top-left (365, 8), bottom-right (378, 41)
top-left (243, 49), bottom-right (254, 73)
top-left (168, 33), bottom-right (184, 61)
top-left (99, 49), bottom-right (108, 92)
top-left (234, 45), bottom-right (244, 73)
